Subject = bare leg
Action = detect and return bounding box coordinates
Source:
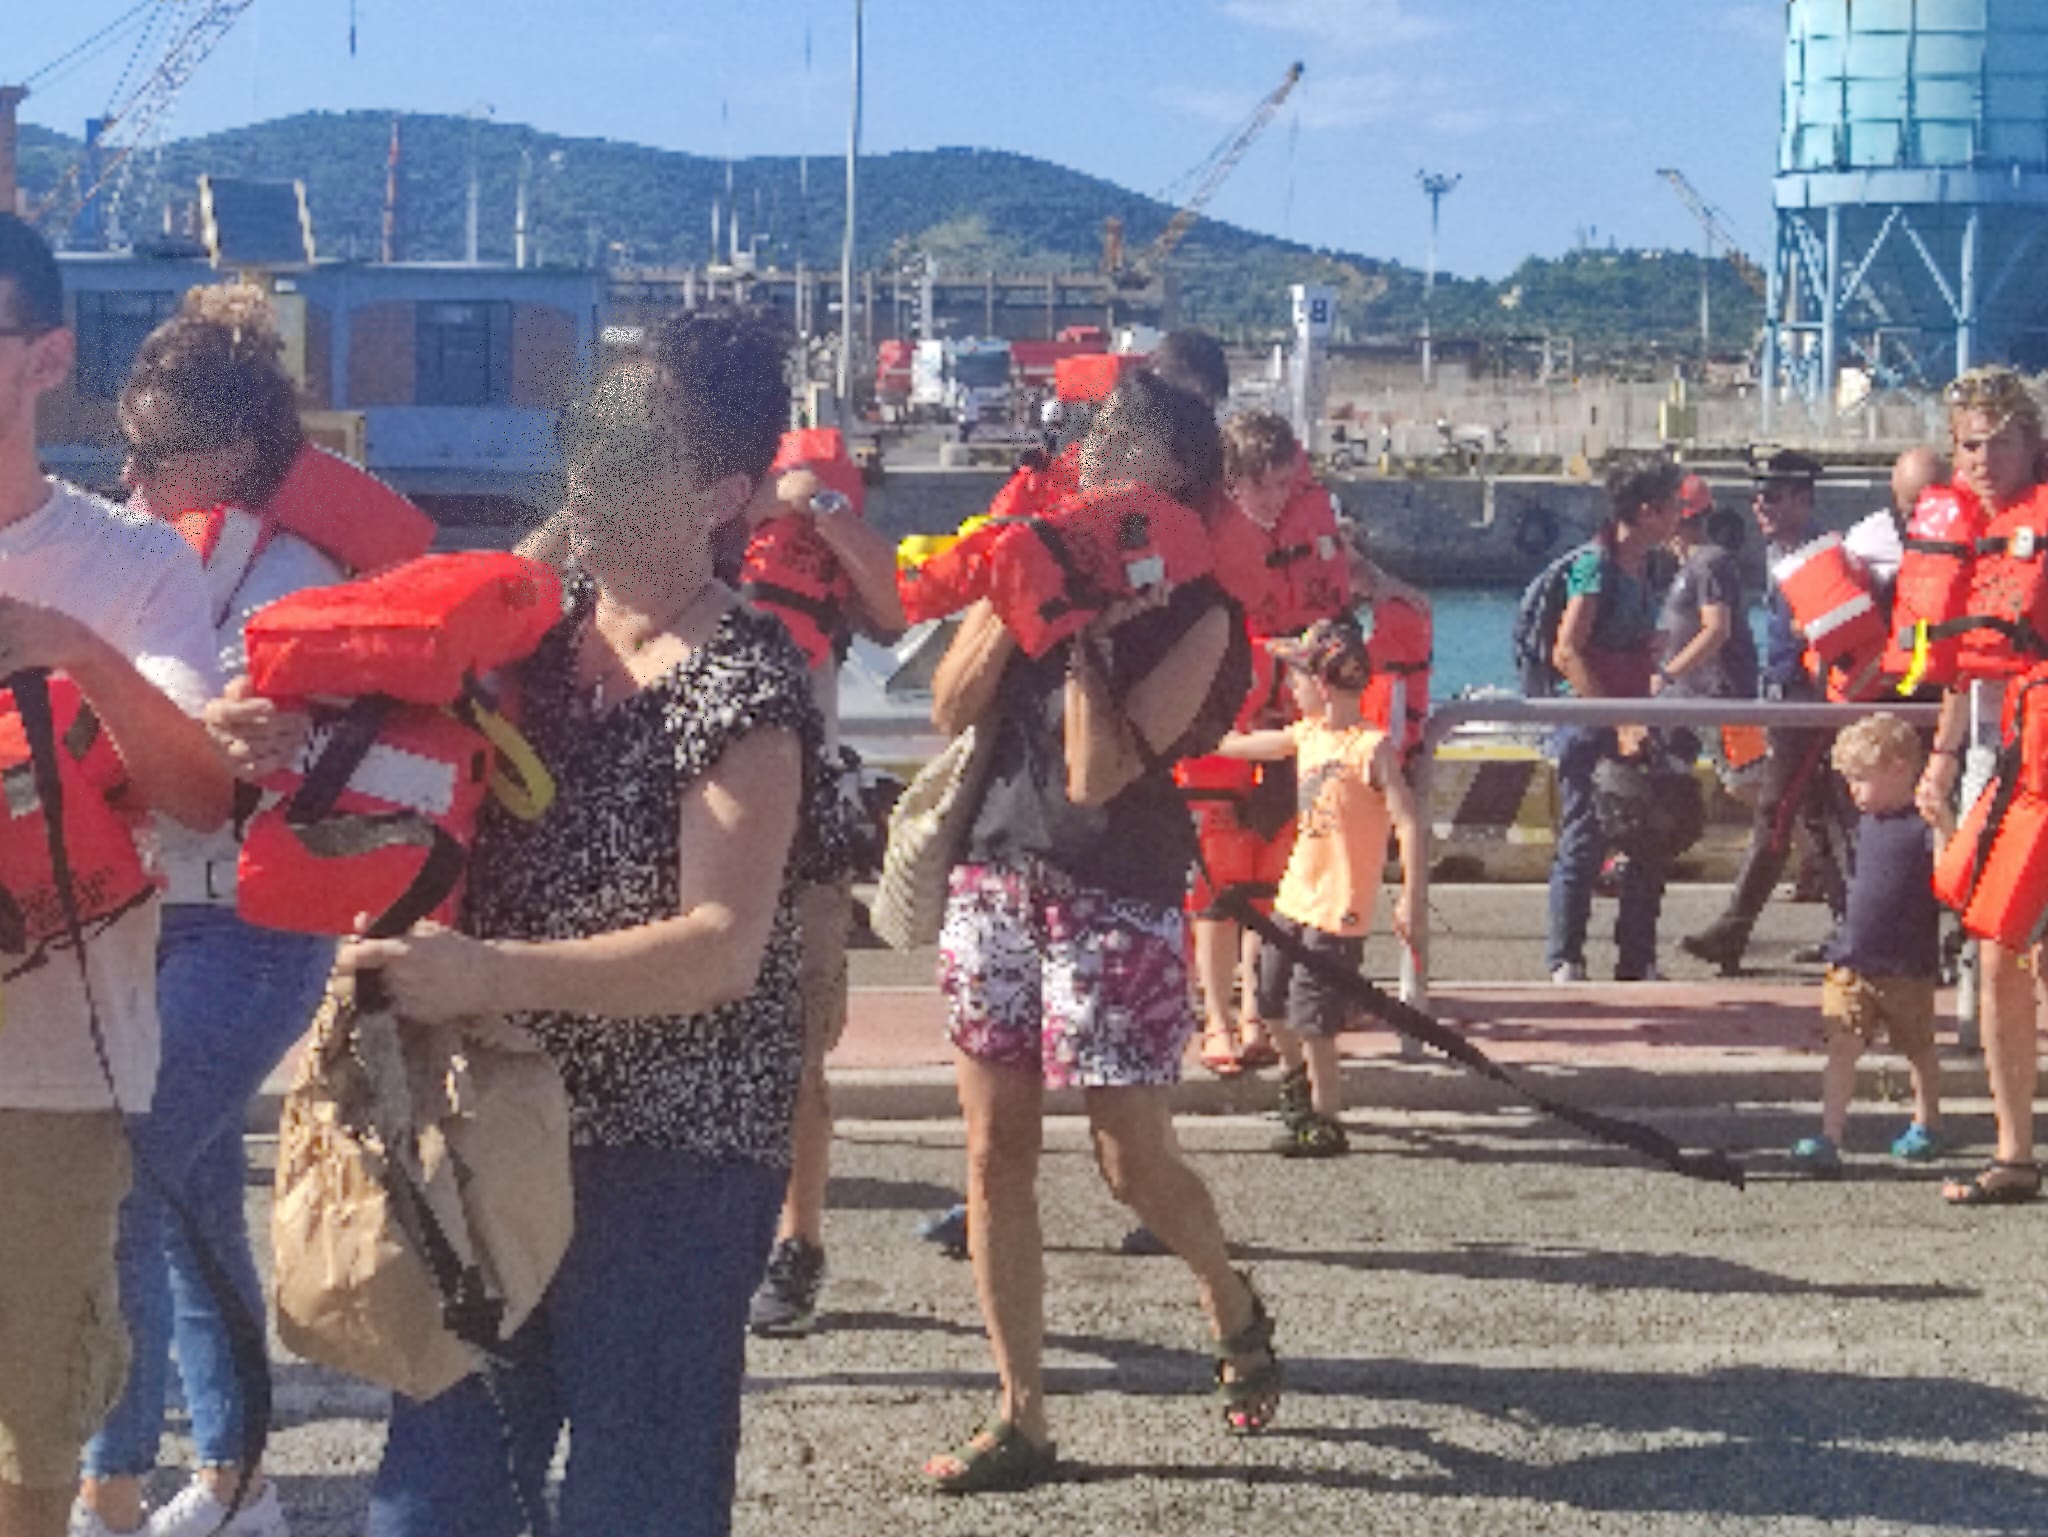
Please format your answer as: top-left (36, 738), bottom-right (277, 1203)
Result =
top-left (1084, 1086), bottom-right (1260, 1343)
top-left (949, 1053), bottom-right (1049, 1448)
top-left (1818, 1033), bottom-right (1861, 1146)
top-left (1238, 927), bottom-right (1274, 1058)
top-left (1271, 1021), bottom-right (1306, 1077)
top-left (1980, 941), bottom-right (2037, 1164)
top-left (1904, 1045), bottom-right (1943, 1133)
top-left (1301, 1035), bottom-right (1344, 1120)
top-left (777, 1061), bottom-right (832, 1246)
top-left (1192, 917), bottom-right (1241, 1060)
top-left (76, 1475), bottom-right (143, 1532)
top-left (0, 1481), bottom-right (70, 1537)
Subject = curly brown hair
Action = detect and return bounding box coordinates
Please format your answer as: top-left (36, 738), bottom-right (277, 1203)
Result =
top-left (118, 283), bottom-right (303, 506)
top-left (1221, 409), bottom-right (1298, 483)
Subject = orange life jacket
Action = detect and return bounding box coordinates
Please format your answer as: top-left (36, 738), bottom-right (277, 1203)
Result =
top-left (1210, 454), bottom-right (1350, 639)
top-left (741, 429), bottom-right (866, 669)
top-left (1361, 593), bottom-right (1431, 751)
top-left (1935, 771), bottom-right (2048, 950)
top-left (983, 482), bottom-right (1216, 657)
top-left (236, 696), bottom-right (515, 937)
top-left (244, 553), bottom-right (563, 706)
top-left (1933, 484), bottom-right (2048, 683)
top-left (1770, 532), bottom-right (1890, 702)
top-left (0, 674), bottom-right (153, 968)
top-left (238, 553), bottom-right (559, 936)
top-left (1884, 482), bottom-right (1986, 692)
top-left (893, 448), bottom-right (1085, 625)
top-left (156, 445), bottom-right (436, 585)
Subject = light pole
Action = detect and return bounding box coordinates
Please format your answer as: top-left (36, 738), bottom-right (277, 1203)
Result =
top-left (1417, 170), bottom-right (1459, 390)
top-left (835, 0), bottom-right (863, 417)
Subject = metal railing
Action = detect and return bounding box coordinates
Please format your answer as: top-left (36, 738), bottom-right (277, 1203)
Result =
top-left (1400, 696), bottom-right (1943, 1008)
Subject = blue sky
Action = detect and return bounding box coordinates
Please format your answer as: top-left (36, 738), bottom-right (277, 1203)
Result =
top-left (8, 0), bottom-right (1789, 278)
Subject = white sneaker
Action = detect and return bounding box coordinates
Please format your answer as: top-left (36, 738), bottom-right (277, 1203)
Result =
top-left (67, 1505), bottom-right (118, 1537)
top-left (1550, 962), bottom-right (1589, 984)
top-left (146, 1479), bottom-right (288, 1537)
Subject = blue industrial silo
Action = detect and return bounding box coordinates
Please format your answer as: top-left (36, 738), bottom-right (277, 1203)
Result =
top-left (1764, 0), bottom-right (2048, 420)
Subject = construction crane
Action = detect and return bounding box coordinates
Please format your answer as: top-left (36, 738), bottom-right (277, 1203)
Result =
top-left (33, 0), bottom-right (261, 238)
top-left (1105, 61), bottom-right (1306, 293)
top-left (1657, 167), bottom-right (1768, 360)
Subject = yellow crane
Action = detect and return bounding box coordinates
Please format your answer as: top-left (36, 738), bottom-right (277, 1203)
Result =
top-left (1105, 61), bottom-right (1306, 293)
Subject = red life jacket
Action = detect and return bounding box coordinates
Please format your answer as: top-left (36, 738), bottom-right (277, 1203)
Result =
top-left (244, 553), bottom-right (563, 706)
top-left (983, 482), bottom-right (1216, 657)
top-left (238, 553), bottom-right (559, 935)
top-left (893, 447), bottom-right (1084, 625)
top-left (741, 429), bottom-right (867, 668)
top-left (1210, 454), bottom-right (1350, 639)
top-left (1362, 593), bottom-right (1432, 750)
top-left (0, 674), bottom-right (153, 966)
top-left (1770, 532), bottom-right (1891, 702)
top-left (1931, 484), bottom-right (2048, 682)
top-left (1936, 770), bottom-right (2048, 950)
top-left (155, 444), bottom-right (435, 583)
top-left (235, 694), bottom-right (542, 937)
top-left (1884, 483), bottom-right (1987, 692)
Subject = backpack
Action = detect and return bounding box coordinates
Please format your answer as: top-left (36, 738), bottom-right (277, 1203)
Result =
top-left (1511, 542), bottom-right (1598, 696)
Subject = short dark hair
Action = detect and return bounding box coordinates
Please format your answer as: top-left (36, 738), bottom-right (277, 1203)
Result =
top-left (646, 305), bottom-right (793, 486)
top-left (1148, 329), bottom-right (1229, 408)
top-left (0, 214), bottom-right (63, 333)
top-left (1092, 369), bottom-right (1225, 511)
top-left (1221, 409), bottom-right (1298, 482)
top-left (1604, 455), bottom-right (1685, 525)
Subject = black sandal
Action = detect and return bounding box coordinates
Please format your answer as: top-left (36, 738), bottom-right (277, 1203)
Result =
top-left (922, 1417), bottom-right (1058, 1495)
top-left (1943, 1160), bottom-right (2042, 1206)
top-left (1214, 1271), bottom-right (1281, 1434)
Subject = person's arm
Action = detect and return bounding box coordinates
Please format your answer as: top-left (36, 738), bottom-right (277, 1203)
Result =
top-left (1064, 605), bottom-right (1230, 807)
top-left (340, 725), bottom-right (803, 1023)
top-left (1374, 736), bottom-right (1422, 940)
top-left (812, 510), bottom-right (908, 643)
top-left (1553, 592), bottom-right (1607, 699)
top-left (0, 596), bottom-right (232, 830)
top-left (1659, 601), bottom-right (1733, 687)
top-left (930, 599), bottom-right (1016, 738)
top-left (1214, 728), bottom-right (1296, 761)
top-left (1917, 688), bottom-right (1971, 829)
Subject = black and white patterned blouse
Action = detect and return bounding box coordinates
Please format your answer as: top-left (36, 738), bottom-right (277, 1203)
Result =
top-left (464, 584), bottom-right (826, 1163)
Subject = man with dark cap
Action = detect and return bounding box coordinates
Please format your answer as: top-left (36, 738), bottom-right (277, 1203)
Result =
top-left (1682, 449), bottom-right (1853, 974)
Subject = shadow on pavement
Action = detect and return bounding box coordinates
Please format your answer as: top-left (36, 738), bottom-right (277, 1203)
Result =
top-left (1076, 1362), bottom-right (2048, 1528)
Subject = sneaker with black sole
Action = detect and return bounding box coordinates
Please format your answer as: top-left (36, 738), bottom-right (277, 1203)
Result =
top-left (1272, 1112), bottom-right (1349, 1158)
top-left (1275, 1064), bottom-right (1312, 1126)
top-left (748, 1236), bottom-right (825, 1338)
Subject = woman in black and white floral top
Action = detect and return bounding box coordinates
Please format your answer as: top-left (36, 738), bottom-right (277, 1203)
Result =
top-left (331, 309), bottom-right (823, 1537)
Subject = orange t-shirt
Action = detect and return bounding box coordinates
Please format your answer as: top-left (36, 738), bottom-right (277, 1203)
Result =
top-left (1274, 721), bottom-right (1393, 938)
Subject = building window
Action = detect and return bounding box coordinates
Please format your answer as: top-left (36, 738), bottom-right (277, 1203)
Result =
top-left (73, 290), bottom-right (182, 400)
top-left (416, 301), bottom-right (511, 406)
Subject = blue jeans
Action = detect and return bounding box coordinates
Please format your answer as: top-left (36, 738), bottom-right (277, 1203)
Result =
top-left (1545, 727), bottom-right (1669, 978)
top-left (82, 905), bottom-right (336, 1476)
top-left (367, 1146), bottom-right (784, 1537)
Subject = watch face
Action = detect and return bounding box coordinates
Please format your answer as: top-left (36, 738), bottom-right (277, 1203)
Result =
top-left (811, 490), bottom-right (853, 518)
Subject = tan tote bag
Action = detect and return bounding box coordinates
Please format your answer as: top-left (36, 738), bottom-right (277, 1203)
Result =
top-left (272, 987), bottom-right (573, 1402)
top-left (870, 724), bottom-right (996, 950)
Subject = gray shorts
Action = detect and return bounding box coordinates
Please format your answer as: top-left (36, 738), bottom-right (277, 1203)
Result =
top-left (1253, 914), bottom-right (1366, 1038)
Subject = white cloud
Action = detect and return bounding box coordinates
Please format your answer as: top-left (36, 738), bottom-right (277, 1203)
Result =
top-left (1219, 0), bottom-right (1444, 53)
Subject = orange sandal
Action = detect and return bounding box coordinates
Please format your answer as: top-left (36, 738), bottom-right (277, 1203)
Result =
top-left (1199, 1022), bottom-right (1246, 1078)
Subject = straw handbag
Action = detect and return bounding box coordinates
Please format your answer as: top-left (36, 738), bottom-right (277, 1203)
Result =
top-left (870, 725), bottom-right (996, 950)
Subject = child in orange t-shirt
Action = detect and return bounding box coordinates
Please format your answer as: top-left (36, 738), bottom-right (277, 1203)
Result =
top-left (1217, 616), bottom-right (1422, 1157)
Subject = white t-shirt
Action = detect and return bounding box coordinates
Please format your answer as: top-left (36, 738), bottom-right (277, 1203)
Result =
top-left (0, 480), bottom-right (220, 1112)
top-left (157, 523), bottom-right (344, 902)
top-left (1844, 507), bottom-right (1905, 588)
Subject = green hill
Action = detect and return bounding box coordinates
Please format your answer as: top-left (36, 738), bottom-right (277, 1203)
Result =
top-left (17, 110), bottom-right (1762, 357)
